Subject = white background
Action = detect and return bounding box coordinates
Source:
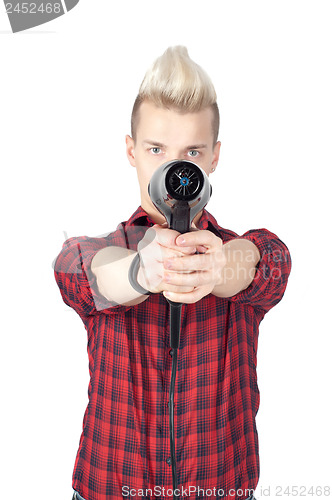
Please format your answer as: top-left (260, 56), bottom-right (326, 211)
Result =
top-left (1, 1), bottom-right (331, 499)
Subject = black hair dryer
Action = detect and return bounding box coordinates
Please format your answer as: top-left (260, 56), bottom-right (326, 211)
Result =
top-left (148, 159), bottom-right (212, 348)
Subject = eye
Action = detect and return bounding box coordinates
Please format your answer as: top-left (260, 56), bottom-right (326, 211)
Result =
top-left (188, 150), bottom-right (199, 158)
top-left (150, 147), bottom-right (162, 154)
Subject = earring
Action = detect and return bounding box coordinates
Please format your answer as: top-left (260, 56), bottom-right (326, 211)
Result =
top-left (211, 168), bottom-right (215, 172)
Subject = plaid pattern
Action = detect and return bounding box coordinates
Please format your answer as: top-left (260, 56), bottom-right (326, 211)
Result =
top-left (54, 206), bottom-right (291, 500)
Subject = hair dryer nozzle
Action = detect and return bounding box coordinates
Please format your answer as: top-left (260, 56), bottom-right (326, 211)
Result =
top-left (148, 160), bottom-right (212, 233)
top-left (165, 161), bottom-right (205, 201)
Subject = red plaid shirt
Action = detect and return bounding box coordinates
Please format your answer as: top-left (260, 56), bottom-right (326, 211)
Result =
top-left (54, 206), bottom-right (291, 500)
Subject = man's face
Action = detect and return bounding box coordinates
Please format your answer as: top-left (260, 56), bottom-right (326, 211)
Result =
top-left (126, 100), bottom-right (221, 224)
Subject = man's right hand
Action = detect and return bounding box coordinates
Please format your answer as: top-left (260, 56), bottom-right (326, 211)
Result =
top-left (137, 223), bottom-right (197, 295)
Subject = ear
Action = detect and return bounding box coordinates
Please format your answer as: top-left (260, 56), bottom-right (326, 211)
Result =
top-left (125, 135), bottom-right (136, 167)
top-left (211, 141), bottom-right (221, 169)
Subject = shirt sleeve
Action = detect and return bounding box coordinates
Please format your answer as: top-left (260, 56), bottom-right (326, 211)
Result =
top-left (53, 234), bottom-right (132, 319)
top-left (227, 228), bottom-right (292, 313)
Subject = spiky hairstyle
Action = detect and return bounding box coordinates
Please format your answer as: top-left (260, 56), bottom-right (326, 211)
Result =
top-left (131, 46), bottom-right (219, 144)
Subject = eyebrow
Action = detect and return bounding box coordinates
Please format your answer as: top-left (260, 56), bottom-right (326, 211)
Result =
top-left (142, 140), bottom-right (208, 149)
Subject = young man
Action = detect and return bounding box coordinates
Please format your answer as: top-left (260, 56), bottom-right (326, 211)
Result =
top-left (54, 46), bottom-right (291, 500)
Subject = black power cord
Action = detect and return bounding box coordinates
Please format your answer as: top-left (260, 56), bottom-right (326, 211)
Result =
top-left (169, 346), bottom-right (178, 492)
top-left (167, 300), bottom-right (182, 495)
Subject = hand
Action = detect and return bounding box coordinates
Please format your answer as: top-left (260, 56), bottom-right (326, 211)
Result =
top-left (137, 223), bottom-right (197, 295)
top-left (161, 228), bottom-right (227, 304)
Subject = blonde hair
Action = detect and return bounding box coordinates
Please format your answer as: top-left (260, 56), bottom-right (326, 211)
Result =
top-left (131, 46), bottom-right (219, 144)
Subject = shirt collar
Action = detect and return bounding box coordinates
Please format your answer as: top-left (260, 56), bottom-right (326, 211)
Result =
top-left (126, 205), bottom-right (221, 234)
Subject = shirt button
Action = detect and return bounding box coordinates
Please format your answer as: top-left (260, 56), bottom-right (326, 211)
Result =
top-left (166, 457), bottom-right (171, 465)
top-left (169, 349), bottom-right (173, 357)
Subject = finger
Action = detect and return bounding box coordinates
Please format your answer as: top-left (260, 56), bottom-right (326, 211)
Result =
top-left (154, 225), bottom-right (197, 253)
top-left (139, 248), bottom-right (195, 285)
top-left (164, 270), bottom-right (210, 288)
top-left (164, 253), bottom-right (214, 271)
top-left (145, 225), bottom-right (198, 254)
top-left (158, 243), bottom-right (197, 258)
top-left (196, 245), bottom-right (208, 253)
top-left (166, 246), bottom-right (197, 257)
top-left (163, 287), bottom-right (204, 304)
top-left (149, 282), bottom-right (195, 295)
top-left (150, 225), bottom-right (191, 251)
top-left (163, 282), bottom-right (195, 293)
top-left (176, 230), bottom-right (220, 248)
top-left (142, 226), bottom-right (176, 248)
top-left (148, 247), bottom-right (196, 267)
top-left (140, 264), bottom-right (196, 294)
